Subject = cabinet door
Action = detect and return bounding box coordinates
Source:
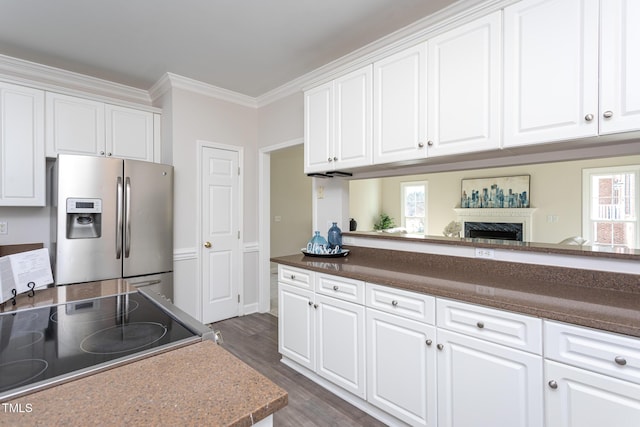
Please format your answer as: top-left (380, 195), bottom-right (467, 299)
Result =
top-left (373, 43), bottom-right (427, 164)
top-left (546, 360), bottom-right (640, 427)
top-left (334, 65), bottom-right (372, 170)
top-left (427, 11), bottom-right (501, 157)
top-left (304, 82), bottom-right (333, 173)
top-left (437, 329), bottom-right (543, 427)
top-left (599, 0), bottom-right (640, 134)
top-left (503, 0), bottom-right (599, 147)
top-left (46, 92), bottom-right (105, 157)
top-left (0, 82), bottom-right (45, 206)
top-left (366, 308), bottom-right (437, 427)
top-left (316, 294), bottom-right (366, 398)
top-left (106, 104), bottom-right (154, 161)
top-left (278, 283), bottom-right (315, 370)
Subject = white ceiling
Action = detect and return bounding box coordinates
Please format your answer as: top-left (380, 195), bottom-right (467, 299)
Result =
top-left (0, 0), bottom-right (459, 98)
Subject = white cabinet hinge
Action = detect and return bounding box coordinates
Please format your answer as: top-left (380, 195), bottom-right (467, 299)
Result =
top-left (237, 294), bottom-right (241, 303)
top-left (238, 167), bottom-right (240, 176)
top-left (237, 230), bottom-right (240, 239)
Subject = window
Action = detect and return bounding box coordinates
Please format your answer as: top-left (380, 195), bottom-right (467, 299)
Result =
top-left (401, 181), bottom-right (427, 233)
top-left (582, 166), bottom-right (639, 249)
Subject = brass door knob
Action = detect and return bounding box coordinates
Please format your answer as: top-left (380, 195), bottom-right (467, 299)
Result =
top-left (204, 241), bottom-right (212, 248)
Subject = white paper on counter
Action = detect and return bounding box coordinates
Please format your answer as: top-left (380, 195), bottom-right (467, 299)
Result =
top-left (0, 248), bottom-right (53, 304)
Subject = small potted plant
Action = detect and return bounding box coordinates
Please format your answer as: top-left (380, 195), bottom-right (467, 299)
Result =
top-left (373, 213), bottom-right (395, 231)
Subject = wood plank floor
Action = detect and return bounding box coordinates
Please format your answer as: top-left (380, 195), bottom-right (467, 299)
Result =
top-left (210, 313), bottom-right (387, 427)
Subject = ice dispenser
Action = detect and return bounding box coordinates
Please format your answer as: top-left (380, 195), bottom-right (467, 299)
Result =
top-left (66, 198), bottom-right (102, 239)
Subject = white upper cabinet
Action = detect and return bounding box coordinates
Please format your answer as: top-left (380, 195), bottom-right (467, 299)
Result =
top-left (503, 0), bottom-right (599, 147)
top-left (46, 92), bottom-right (156, 162)
top-left (373, 43), bottom-right (427, 165)
top-left (599, 0), bottom-right (640, 134)
top-left (304, 65), bottom-right (372, 174)
top-left (105, 104), bottom-right (154, 161)
top-left (0, 82), bottom-right (45, 206)
top-left (46, 92), bottom-right (105, 157)
top-left (426, 11), bottom-right (502, 157)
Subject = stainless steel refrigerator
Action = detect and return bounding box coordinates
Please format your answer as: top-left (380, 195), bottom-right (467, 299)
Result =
top-left (52, 154), bottom-right (173, 291)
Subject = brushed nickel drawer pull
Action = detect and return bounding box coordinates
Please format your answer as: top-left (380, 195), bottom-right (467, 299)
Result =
top-left (391, 300), bottom-right (399, 307)
top-left (426, 339), bottom-right (432, 346)
top-left (477, 321), bottom-right (485, 329)
top-left (615, 356), bottom-right (627, 366)
top-left (548, 380), bottom-right (558, 389)
top-left (333, 285), bottom-right (339, 291)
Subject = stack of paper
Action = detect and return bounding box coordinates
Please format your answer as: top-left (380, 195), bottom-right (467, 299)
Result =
top-left (0, 248), bottom-right (53, 304)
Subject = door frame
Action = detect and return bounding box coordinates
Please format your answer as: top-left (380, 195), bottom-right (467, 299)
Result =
top-left (196, 140), bottom-right (244, 321)
top-left (258, 137), bottom-right (304, 313)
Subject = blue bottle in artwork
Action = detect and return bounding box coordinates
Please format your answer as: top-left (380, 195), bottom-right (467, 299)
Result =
top-left (327, 222), bottom-right (342, 249)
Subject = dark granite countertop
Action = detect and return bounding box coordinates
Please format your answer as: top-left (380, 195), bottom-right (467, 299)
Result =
top-left (272, 246), bottom-right (640, 338)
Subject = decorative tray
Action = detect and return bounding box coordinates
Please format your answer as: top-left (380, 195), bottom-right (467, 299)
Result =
top-left (301, 249), bottom-right (350, 258)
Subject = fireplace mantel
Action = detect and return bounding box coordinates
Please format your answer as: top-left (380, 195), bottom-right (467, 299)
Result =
top-left (454, 208), bottom-right (537, 242)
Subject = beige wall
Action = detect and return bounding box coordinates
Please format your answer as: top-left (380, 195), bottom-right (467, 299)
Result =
top-left (270, 144), bottom-right (312, 257)
top-left (350, 154), bottom-right (640, 244)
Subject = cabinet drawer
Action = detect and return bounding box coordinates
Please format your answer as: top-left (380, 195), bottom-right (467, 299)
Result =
top-left (437, 298), bottom-right (542, 354)
top-left (278, 265), bottom-right (313, 290)
top-left (545, 321), bottom-right (640, 385)
top-left (316, 273), bottom-right (364, 304)
top-left (366, 283), bottom-right (435, 324)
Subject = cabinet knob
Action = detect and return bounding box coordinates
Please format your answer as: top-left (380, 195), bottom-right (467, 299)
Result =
top-left (327, 157), bottom-right (333, 162)
top-left (290, 274), bottom-right (295, 280)
top-left (476, 321), bottom-right (485, 329)
top-left (603, 110), bottom-right (614, 119)
top-left (614, 356), bottom-right (627, 366)
top-left (332, 285), bottom-right (339, 291)
top-left (100, 151), bottom-right (105, 155)
top-left (417, 142), bottom-right (424, 148)
top-left (426, 339), bottom-right (432, 346)
top-left (391, 300), bottom-right (398, 307)
top-left (308, 301), bottom-right (313, 306)
top-left (107, 152), bottom-right (112, 156)
top-left (437, 344), bottom-right (444, 350)
top-left (584, 113), bottom-right (594, 122)
top-left (204, 241), bottom-right (212, 248)
top-left (427, 140), bottom-right (434, 147)
top-left (313, 303), bottom-right (318, 309)
top-left (548, 380), bottom-right (558, 389)
top-left (333, 156), bottom-right (338, 161)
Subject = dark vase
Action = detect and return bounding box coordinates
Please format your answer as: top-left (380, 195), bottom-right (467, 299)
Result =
top-left (349, 218), bottom-right (357, 231)
top-left (327, 222), bottom-right (342, 249)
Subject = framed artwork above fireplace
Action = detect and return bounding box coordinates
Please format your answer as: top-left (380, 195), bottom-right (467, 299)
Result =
top-left (461, 175), bottom-right (530, 209)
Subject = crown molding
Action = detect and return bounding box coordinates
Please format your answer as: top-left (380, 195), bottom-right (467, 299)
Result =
top-left (150, 72), bottom-right (258, 108)
top-left (0, 53), bottom-right (154, 107)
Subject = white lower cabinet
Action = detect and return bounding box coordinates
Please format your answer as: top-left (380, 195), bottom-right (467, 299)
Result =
top-left (277, 265), bottom-right (640, 427)
top-left (366, 307), bottom-right (437, 427)
top-left (278, 267), bottom-right (366, 399)
top-left (436, 328), bottom-right (543, 427)
top-left (545, 360), bottom-right (640, 427)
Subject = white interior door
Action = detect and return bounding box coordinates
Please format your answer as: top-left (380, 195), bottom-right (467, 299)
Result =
top-left (201, 146), bottom-right (240, 324)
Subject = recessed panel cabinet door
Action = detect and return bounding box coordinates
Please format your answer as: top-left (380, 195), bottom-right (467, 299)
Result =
top-left (0, 82), bottom-right (45, 206)
top-left (503, 0), bottom-right (599, 147)
top-left (373, 43), bottom-right (427, 164)
top-left (106, 104), bottom-right (154, 161)
top-left (366, 308), bottom-right (437, 427)
top-left (599, 0), bottom-right (640, 134)
top-left (426, 11), bottom-right (501, 157)
top-left (278, 283), bottom-right (315, 371)
top-left (437, 329), bottom-right (543, 427)
top-left (545, 360), bottom-right (640, 427)
top-left (304, 82), bottom-right (333, 173)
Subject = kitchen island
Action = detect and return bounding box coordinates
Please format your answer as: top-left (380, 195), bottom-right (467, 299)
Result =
top-left (1, 339), bottom-right (287, 426)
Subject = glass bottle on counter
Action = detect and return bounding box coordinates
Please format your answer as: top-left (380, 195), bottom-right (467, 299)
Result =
top-left (327, 222), bottom-right (342, 249)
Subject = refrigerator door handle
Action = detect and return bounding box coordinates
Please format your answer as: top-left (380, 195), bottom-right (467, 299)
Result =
top-left (116, 177), bottom-right (123, 259)
top-left (124, 177), bottom-right (132, 258)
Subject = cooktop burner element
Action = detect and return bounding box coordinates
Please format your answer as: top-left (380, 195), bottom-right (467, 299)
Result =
top-left (80, 322), bottom-right (167, 354)
top-left (0, 292), bottom-right (199, 401)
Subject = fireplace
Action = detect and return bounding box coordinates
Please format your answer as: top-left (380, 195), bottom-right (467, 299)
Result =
top-left (453, 208), bottom-right (536, 242)
top-left (465, 221), bottom-right (523, 241)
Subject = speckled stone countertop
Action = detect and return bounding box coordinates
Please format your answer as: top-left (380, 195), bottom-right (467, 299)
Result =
top-left (272, 246), bottom-right (640, 338)
top-left (1, 340), bottom-right (288, 427)
top-left (344, 231), bottom-right (640, 260)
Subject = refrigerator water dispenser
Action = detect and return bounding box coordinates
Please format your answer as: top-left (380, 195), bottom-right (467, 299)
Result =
top-left (66, 198), bottom-right (102, 239)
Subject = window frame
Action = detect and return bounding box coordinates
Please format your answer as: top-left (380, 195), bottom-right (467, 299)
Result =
top-left (400, 180), bottom-right (428, 234)
top-left (582, 165), bottom-right (640, 249)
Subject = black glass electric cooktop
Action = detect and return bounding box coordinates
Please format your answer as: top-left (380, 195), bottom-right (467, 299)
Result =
top-left (0, 292), bottom-right (200, 400)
